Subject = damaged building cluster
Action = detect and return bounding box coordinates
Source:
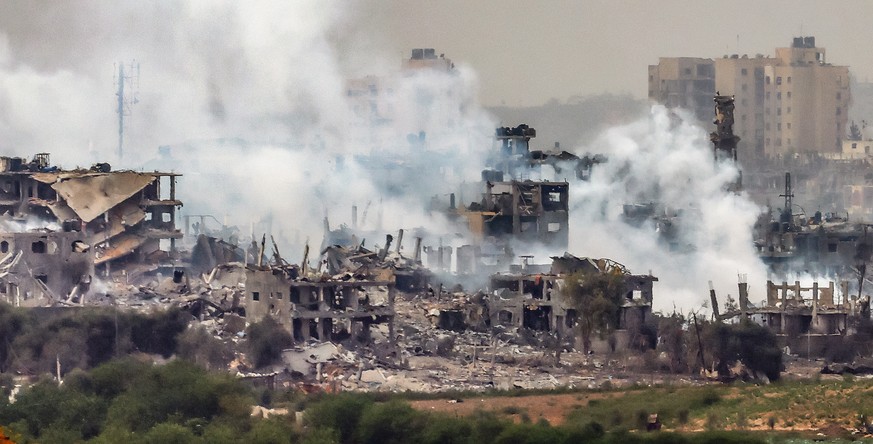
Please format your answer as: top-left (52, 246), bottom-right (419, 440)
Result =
top-left (10, 66), bottom-right (873, 393)
top-left (0, 153), bottom-right (181, 306)
top-left (0, 111), bottom-right (671, 392)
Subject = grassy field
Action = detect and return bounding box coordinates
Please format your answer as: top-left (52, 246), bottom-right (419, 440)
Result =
top-left (407, 376), bottom-right (873, 441)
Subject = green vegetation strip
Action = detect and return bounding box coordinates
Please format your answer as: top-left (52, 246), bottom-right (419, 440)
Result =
top-left (4, 359), bottom-right (873, 443)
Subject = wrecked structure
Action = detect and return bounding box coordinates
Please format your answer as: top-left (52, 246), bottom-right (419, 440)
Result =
top-left (457, 180), bottom-right (570, 249)
top-left (0, 154), bottom-right (181, 304)
top-left (245, 266), bottom-right (396, 344)
top-left (710, 94), bottom-right (740, 163)
top-left (755, 171), bottom-right (872, 277)
top-left (486, 253), bottom-right (658, 347)
top-left (243, 236), bottom-right (432, 344)
top-left (711, 277), bottom-right (859, 357)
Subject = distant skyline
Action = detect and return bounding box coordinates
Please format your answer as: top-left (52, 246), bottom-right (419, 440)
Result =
top-left (358, 0), bottom-right (873, 106)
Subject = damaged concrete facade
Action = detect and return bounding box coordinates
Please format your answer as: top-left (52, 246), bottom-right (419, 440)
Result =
top-left (245, 266), bottom-right (396, 344)
top-left (458, 180), bottom-right (570, 249)
top-left (487, 254), bottom-right (658, 338)
top-left (244, 239), bottom-right (415, 345)
top-left (0, 154), bottom-right (182, 303)
top-left (0, 231), bottom-right (93, 305)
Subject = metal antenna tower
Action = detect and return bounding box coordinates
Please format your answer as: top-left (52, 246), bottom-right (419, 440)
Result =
top-left (114, 60), bottom-right (140, 161)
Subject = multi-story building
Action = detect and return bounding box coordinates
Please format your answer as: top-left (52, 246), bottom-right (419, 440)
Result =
top-left (650, 37), bottom-right (850, 159)
top-left (647, 57), bottom-right (715, 123)
top-left (0, 153), bottom-right (182, 304)
top-left (346, 48), bottom-right (455, 129)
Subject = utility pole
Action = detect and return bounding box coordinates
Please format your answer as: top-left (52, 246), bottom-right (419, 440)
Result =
top-left (114, 60), bottom-right (140, 162)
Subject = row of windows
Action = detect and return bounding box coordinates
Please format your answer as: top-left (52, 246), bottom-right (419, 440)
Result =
top-left (764, 107), bottom-right (792, 115)
top-left (766, 76), bottom-right (792, 85)
top-left (0, 240), bottom-right (88, 254)
top-left (251, 289), bottom-right (302, 304)
top-left (765, 138), bottom-right (792, 147)
top-left (252, 291), bottom-right (284, 301)
top-left (765, 122), bottom-right (793, 131)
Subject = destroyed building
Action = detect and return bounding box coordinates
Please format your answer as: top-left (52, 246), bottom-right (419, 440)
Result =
top-left (0, 154), bottom-right (182, 304)
top-left (755, 172), bottom-right (871, 276)
top-left (245, 238), bottom-right (411, 344)
top-left (245, 267), bottom-right (396, 344)
top-left (487, 253), bottom-right (658, 344)
top-left (448, 124), bottom-right (587, 252)
top-left (712, 277), bottom-right (858, 356)
top-left (457, 180), bottom-right (569, 249)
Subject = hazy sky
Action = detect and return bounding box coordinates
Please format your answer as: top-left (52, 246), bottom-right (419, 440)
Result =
top-left (359, 0), bottom-right (873, 106)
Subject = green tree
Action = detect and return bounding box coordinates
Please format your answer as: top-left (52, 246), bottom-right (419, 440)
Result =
top-left (705, 321), bottom-right (782, 381)
top-left (139, 422), bottom-right (199, 444)
top-left (129, 308), bottom-right (190, 357)
top-left (105, 360), bottom-right (251, 432)
top-left (563, 271), bottom-right (625, 354)
top-left (0, 303), bottom-right (30, 372)
top-left (246, 317), bottom-right (293, 368)
top-left (658, 314), bottom-right (687, 373)
top-left (355, 400), bottom-right (425, 444)
top-left (177, 325), bottom-right (233, 370)
top-left (304, 393), bottom-right (372, 444)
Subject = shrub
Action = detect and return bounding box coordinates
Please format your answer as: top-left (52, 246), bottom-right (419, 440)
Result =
top-left (356, 400), bottom-right (424, 444)
top-left (246, 317), bottom-right (293, 368)
top-left (304, 393), bottom-right (372, 444)
top-left (501, 405), bottom-right (523, 415)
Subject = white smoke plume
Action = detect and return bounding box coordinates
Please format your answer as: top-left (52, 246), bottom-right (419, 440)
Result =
top-left (0, 1), bottom-right (494, 255)
top-left (567, 106), bottom-right (769, 311)
top-left (0, 2), bottom-right (772, 312)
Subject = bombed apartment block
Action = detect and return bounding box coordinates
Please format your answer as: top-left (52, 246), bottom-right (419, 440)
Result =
top-left (491, 124), bottom-right (598, 181)
top-left (245, 264), bottom-right (396, 344)
top-left (757, 280), bottom-right (850, 336)
top-left (0, 230), bottom-right (93, 306)
top-left (756, 173), bottom-right (870, 276)
top-left (550, 253), bottom-right (658, 333)
top-left (487, 253), bottom-right (658, 336)
top-left (489, 268), bottom-right (572, 335)
top-left (321, 230), bottom-right (432, 293)
top-left (0, 154), bottom-right (182, 302)
top-left (713, 278), bottom-right (856, 356)
top-left (714, 279), bottom-right (851, 336)
top-left (458, 180), bottom-right (569, 249)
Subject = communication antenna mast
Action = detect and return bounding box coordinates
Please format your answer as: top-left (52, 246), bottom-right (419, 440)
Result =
top-left (114, 60), bottom-right (140, 161)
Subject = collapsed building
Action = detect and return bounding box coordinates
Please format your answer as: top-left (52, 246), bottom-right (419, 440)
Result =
top-left (755, 171), bottom-right (871, 276)
top-left (712, 277), bottom-right (861, 356)
top-left (245, 265), bottom-right (396, 345)
top-left (432, 253), bottom-right (661, 349)
top-left (245, 233), bottom-right (438, 345)
top-left (456, 180), bottom-right (570, 250)
top-left (0, 154), bottom-right (182, 305)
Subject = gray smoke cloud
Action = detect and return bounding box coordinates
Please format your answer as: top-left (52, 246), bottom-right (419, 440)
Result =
top-left (0, 1), bottom-right (770, 312)
top-left (0, 1), bottom-right (495, 254)
top-left (566, 106), bottom-right (768, 311)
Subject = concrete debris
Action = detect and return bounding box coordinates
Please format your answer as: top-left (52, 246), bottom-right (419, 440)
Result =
top-left (0, 153), bottom-right (181, 305)
top-left (821, 358), bottom-right (873, 375)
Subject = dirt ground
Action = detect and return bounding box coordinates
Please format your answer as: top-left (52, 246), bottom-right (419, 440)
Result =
top-left (410, 392), bottom-right (619, 426)
top-left (408, 358), bottom-right (866, 439)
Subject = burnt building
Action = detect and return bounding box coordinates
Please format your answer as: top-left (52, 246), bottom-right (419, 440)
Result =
top-left (756, 172), bottom-right (870, 277)
top-left (714, 278), bottom-right (856, 357)
top-left (0, 154), bottom-right (182, 303)
top-left (0, 230), bottom-right (93, 305)
top-left (458, 180), bottom-right (569, 249)
top-left (487, 253), bottom-right (658, 338)
top-left (245, 264), bottom-right (396, 344)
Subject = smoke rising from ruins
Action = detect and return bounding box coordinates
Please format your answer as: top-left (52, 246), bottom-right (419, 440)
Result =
top-left (0, 1), bottom-right (773, 310)
top-left (566, 106), bottom-right (768, 311)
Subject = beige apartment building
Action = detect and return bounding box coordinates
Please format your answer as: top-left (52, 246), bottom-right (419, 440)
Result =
top-left (649, 37), bottom-right (850, 159)
top-left (647, 57), bottom-right (715, 123)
